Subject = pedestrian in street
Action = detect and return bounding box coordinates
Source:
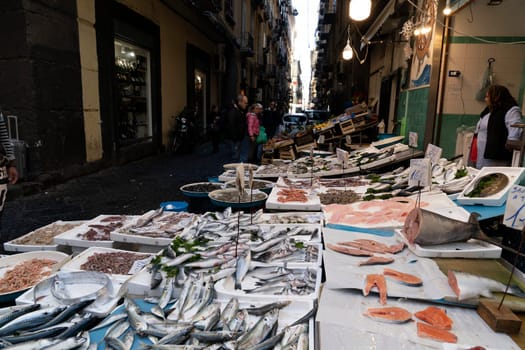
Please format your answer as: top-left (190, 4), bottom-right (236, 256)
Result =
top-left (209, 105), bottom-right (221, 153)
top-left (0, 113), bottom-right (18, 224)
top-left (475, 84), bottom-right (522, 169)
top-left (240, 103), bottom-right (261, 163)
top-left (262, 101), bottom-right (280, 139)
top-left (223, 94), bottom-right (248, 161)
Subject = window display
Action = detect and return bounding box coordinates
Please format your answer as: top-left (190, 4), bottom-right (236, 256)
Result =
top-left (114, 40), bottom-right (152, 143)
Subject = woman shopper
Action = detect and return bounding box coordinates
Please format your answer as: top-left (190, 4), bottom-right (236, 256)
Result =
top-left (0, 113), bottom-right (18, 222)
top-left (240, 103), bottom-right (262, 163)
top-left (475, 85), bottom-right (522, 169)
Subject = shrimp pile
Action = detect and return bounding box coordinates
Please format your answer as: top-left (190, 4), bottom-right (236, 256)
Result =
top-left (0, 258), bottom-right (56, 293)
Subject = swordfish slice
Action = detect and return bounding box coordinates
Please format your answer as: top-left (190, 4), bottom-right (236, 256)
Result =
top-left (383, 268), bottom-right (423, 287)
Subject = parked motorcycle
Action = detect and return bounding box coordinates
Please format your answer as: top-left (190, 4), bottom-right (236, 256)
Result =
top-left (170, 107), bottom-right (196, 154)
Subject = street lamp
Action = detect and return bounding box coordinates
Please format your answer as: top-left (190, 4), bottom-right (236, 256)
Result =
top-left (349, 0), bottom-right (371, 21)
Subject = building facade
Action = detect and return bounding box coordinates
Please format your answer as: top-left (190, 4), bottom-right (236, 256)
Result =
top-left (0, 0), bottom-right (294, 181)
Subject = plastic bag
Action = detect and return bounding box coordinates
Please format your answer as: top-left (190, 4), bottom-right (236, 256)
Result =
top-left (256, 126), bottom-right (268, 144)
top-left (469, 134), bottom-right (478, 164)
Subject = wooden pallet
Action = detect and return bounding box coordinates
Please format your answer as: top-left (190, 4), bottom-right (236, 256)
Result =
top-left (295, 141), bottom-right (317, 153)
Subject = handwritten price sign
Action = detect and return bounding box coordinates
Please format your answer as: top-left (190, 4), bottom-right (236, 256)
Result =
top-left (425, 144), bottom-right (442, 165)
top-left (503, 185), bottom-right (525, 230)
top-left (408, 158), bottom-right (431, 187)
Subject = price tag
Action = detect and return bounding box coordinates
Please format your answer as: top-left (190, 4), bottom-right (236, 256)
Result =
top-left (425, 144), bottom-right (442, 165)
top-left (235, 164), bottom-right (245, 193)
top-left (128, 256), bottom-right (153, 275)
top-left (336, 148), bottom-right (349, 166)
top-left (317, 135), bottom-right (325, 144)
top-left (408, 158), bottom-right (431, 187)
top-left (503, 185), bottom-right (525, 230)
top-left (409, 132), bottom-right (418, 148)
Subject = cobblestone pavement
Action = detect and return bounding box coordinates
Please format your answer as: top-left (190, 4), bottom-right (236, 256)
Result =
top-left (0, 142), bottom-right (232, 252)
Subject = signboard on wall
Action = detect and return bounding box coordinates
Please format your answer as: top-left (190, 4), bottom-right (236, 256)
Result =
top-left (409, 0), bottom-right (437, 88)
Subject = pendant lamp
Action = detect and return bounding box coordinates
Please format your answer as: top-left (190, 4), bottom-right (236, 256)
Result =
top-left (349, 0), bottom-right (371, 21)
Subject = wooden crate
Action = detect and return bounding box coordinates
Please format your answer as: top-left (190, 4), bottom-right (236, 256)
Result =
top-left (278, 145), bottom-right (296, 160)
top-left (295, 141), bottom-right (317, 153)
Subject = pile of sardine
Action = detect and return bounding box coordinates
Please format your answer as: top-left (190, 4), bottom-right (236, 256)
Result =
top-left (93, 272), bottom-right (314, 349)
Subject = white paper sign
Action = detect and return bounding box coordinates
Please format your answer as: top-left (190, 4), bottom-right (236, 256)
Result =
top-left (408, 158), bottom-right (431, 187)
top-left (317, 135), bottom-right (325, 144)
top-left (336, 148), bottom-right (349, 166)
top-left (425, 144), bottom-right (443, 165)
top-left (409, 132), bottom-right (418, 148)
top-left (503, 184), bottom-right (525, 230)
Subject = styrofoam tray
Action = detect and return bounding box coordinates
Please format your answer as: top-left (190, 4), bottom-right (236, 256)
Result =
top-left (394, 229), bottom-right (502, 259)
top-left (85, 297), bottom-right (315, 350)
top-left (257, 223), bottom-right (322, 243)
top-left (250, 241), bottom-right (323, 268)
top-left (4, 220), bottom-right (85, 252)
top-left (214, 265), bottom-right (322, 302)
top-left (60, 246), bottom-right (153, 282)
top-left (266, 186), bottom-right (321, 211)
top-left (456, 167), bottom-right (525, 206)
top-left (54, 215), bottom-right (139, 249)
top-left (256, 212), bottom-right (324, 225)
top-left (0, 251), bottom-right (71, 302)
top-left (16, 272), bottom-right (124, 317)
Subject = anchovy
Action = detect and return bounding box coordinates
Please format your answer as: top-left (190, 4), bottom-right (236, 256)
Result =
top-left (236, 309), bottom-right (279, 348)
top-left (246, 330), bottom-right (285, 350)
top-left (133, 208), bottom-right (163, 228)
top-left (251, 236), bottom-right (287, 253)
top-left (39, 335), bottom-right (87, 350)
top-left (90, 312), bottom-right (127, 331)
top-left (191, 330), bottom-right (241, 343)
top-left (192, 303), bottom-right (220, 331)
top-left (124, 298), bottom-right (148, 336)
top-left (234, 251), bottom-right (251, 290)
top-left (218, 298), bottom-right (239, 330)
top-left (151, 277), bottom-right (175, 319)
top-left (156, 324), bottom-right (193, 345)
top-left (103, 318), bottom-right (130, 340)
top-left (245, 301), bottom-right (292, 316)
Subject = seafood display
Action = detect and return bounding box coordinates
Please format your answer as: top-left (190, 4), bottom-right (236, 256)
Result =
top-left (117, 210), bottom-right (195, 239)
top-left (318, 189), bottom-right (360, 204)
top-left (180, 182), bottom-right (223, 195)
top-left (209, 188), bottom-right (267, 204)
top-left (363, 306), bottom-right (412, 323)
top-left (464, 172), bottom-right (509, 198)
top-left (9, 221), bottom-right (83, 246)
top-left (80, 251), bottom-right (152, 275)
top-left (0, 258), bottom-right (56, 294)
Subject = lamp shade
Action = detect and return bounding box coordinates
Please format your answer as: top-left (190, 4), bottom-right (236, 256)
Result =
top-left (349, 0), bottom-right (371, 21)
top-left (342, 40), bottom-right (353, 60)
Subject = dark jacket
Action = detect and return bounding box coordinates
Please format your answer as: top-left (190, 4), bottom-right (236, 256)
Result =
top-left (484, 106), bottom-right (515, 160)
top-left (224, 104), bottom-right (245, 141)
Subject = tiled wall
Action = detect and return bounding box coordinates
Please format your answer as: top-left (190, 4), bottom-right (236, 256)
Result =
top-left (398, 87), bottom-right (429, 151)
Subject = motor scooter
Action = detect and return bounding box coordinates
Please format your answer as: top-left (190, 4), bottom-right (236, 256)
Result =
top-left (171, 107), bottom-right (195, 154)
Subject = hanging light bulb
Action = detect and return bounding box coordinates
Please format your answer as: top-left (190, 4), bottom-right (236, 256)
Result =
top-left (349, 0), bottom-right (371, 21)
top-left (443, 0), bottom-right (452, 15)
top-left (342, 39), bottom-right (353, 60)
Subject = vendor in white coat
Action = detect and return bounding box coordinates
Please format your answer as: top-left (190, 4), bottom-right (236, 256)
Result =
top-left (475, 84), bottom-right (522, 169)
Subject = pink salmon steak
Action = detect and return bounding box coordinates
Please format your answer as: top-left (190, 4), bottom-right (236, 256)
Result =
top-left (402, 207), bottom-right (483, 246)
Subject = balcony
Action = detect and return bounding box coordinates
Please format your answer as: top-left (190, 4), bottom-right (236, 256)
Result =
top-left (240, 32), bottom-right (254, 57)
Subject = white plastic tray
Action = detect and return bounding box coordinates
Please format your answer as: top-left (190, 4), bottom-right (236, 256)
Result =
top-left (214, 265), bottom-right (322, 302)
top-left (256, 224), bottom-right (322, 243)
top-left (60, 246), bottom-right (153, 282)
top-left (265, 186), bottom-right (321, 211)
top-left (4, 220), bottom-right (85, 252)
top-left (54, 215), bottom-right (139, 249)
top-left (456, 167), bottom-right (525, 206)
top-left (394, 229), bottom-right (502, 259)
top-left (256, 212), bottom-right (324, 225)
top-left (0, 251), bottom-right (71, 302)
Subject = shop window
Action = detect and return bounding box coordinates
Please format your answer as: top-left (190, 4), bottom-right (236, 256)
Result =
top-left (114, 40), bottom-right (152, 143)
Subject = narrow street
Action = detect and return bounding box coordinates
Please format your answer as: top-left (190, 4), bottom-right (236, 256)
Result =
top-left (0, 142), bottom-right (231, 252)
